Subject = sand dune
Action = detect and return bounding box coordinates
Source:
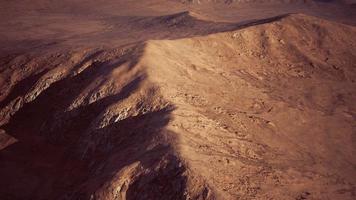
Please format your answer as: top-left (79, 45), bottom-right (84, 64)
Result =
top-left (0, 1), bottom-right (355, 200)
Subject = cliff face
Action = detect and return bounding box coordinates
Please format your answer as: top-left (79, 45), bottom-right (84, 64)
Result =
top-left (0, 1), bottom-right (355, 200)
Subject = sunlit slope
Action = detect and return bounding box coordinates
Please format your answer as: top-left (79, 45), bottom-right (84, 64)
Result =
top-left (142, 13), bottom-right (356, 199)
top-left (0, 12), bottom-right (355, 200)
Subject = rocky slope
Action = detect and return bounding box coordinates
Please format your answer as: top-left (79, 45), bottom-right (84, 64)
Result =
top-left (0, 1), bottom-right (356, 200)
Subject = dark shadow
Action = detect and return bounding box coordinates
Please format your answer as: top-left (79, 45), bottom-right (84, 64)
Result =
top-left (70, 50), bottom-right (105, 73)
top-left (1, 44), bottom-right (143, 139)
top-left (0, 69), bottom-right (49, 109)
top-left (125, 154), bottom-right (188, 200)
top-left (0, 48), bottom-right (186, 199)
top-left (63, 106), bottom-right (187, 200)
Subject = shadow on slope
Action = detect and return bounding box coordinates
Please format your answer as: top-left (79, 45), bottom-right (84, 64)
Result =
top-left (0, 46), bottom-right (188, 199)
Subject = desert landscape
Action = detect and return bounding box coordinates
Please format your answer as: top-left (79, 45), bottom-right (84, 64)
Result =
top-left (0, 0), bottom-right (355, 199)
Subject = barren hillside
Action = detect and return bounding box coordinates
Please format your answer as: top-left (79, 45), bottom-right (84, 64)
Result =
top-left (0, 1), bottom-right (355, 200)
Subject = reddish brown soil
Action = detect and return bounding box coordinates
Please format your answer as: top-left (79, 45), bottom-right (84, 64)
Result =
top-left (0, 1), bottom-right (355, 199)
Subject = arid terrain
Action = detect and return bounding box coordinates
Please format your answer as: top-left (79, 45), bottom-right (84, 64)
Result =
top-left (0, 0), bottom-right (356, 199)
